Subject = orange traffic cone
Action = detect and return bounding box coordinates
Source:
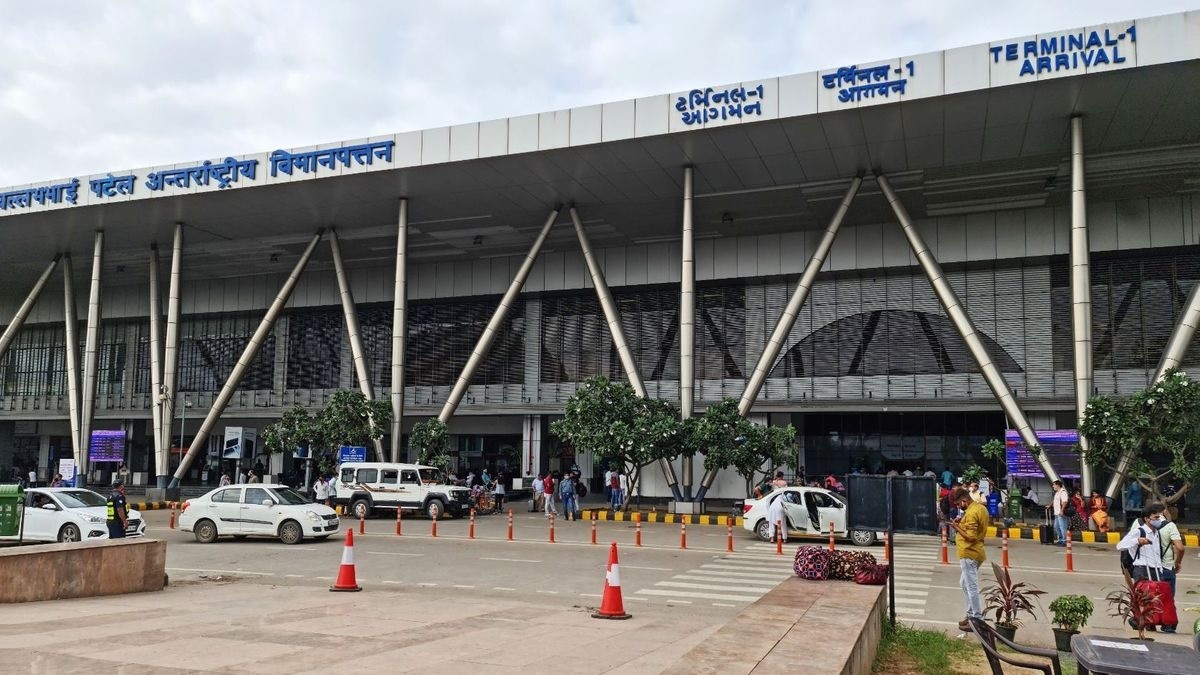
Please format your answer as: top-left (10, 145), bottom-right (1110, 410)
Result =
top-left (591, 542), bottom-right (631, 620)
top-left (330, 529), bottom-right (362, 592)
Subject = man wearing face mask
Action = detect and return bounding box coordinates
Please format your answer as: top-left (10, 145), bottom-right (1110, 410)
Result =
top-left (1116, 503), bottom-right (1173, 631)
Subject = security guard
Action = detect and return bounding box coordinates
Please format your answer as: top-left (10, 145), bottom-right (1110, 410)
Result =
top-left (106, 480), bottom-right (129, 539)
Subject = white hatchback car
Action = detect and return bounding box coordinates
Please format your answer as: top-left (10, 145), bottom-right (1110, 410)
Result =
top-left (179, 483), bottom-right (339, 545)
top-left (3, 487), bottom-right (147, 543)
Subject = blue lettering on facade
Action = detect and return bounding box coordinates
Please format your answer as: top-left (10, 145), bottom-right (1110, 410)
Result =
top-left (0, 179), bottom-right (79, 211)
top-left (268, 140), bottom-right (395, 177)
top-left (675, 85), bottom-right (766, 126)
top-left (821, 61), bottom-right (915, 104)
top-left (989, 24), bottom-right (1135, 77)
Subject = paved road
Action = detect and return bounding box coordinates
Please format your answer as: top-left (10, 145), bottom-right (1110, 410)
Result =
top-left (144, 510), bottom-right (1200, 644)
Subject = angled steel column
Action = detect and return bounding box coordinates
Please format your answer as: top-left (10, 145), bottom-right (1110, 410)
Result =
top-left (62, 255), bottom-right (82, 464)
top-left (391, 199), bottom-right (408, 462)
top-left (78, 231), bottom-right (105, 486)
top-left (570, 206), bottom-right (681, 501)
top-left (160, 224), bottom-right (183, 462)
top-left (149, 245), bottom-right (166, 486)
top-left (876, 174), bottom-right (1061, 483)
top-left (439, 207), bottom-right (560, 423)
top-left (695, 177), bottom-right (864, 502)
top-left (1069, 117), bottom-right (1095, 494)
top-left (329, 228), bottom-right (384, 462)
top-left (0, 255), bottom-right (60, 363)
top-left (1104, 281), bottom-right (1200, 498)
top-left (171, 230), bottom-right (324, 487)
top-left (680, 167), bottom-right (696, 500)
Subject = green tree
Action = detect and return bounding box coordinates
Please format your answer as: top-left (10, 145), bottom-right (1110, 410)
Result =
top-left (550, 376), bottom-right (679, 507)
top-left (409, 419), bottom-right (450, 471)
top-left (698, 398), bottom-right (797, 497)
top-left (315, 390), bottom-right (392, 459)
top-left (1079, 368), bottom-right (1200, 506)
top-left (262, 405), bottom-right (319, 457)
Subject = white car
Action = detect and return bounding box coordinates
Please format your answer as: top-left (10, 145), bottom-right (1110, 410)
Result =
top-left (741, 486), bottom-right (877, 546)
top-left (178, 483), bottom-right (339, 545)
top-left (2, 487), bottom-right (146, 543)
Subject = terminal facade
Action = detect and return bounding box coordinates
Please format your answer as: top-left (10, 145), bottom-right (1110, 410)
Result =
top-left (0, 11), bottom-right (1197, 499)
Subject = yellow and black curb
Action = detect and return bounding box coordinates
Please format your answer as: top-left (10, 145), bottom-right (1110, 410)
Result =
top-left (581, 509), bottom-right (744, 528)
top-left (127, 501), bottom-right (183, 511)
top-left (983, 526), bottom-right (1199, 547)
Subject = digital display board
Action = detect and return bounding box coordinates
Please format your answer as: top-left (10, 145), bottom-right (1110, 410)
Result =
top-left (88, 429), bottom-right (126, 463)
top-left (1005, 429), bottom-right (1081, 479)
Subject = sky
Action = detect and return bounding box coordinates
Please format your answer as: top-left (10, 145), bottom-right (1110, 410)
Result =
top-left (0, 0), bottom-right (1196, 186)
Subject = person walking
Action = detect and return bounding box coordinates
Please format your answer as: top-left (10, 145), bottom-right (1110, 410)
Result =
top-left (106, 480), bottom-right (130, 539)
top-left (603, 467), bottom-right (613, 503)
top-left (1051, 480), bottom-right (1069, 546)
top-left (1117, 503), bottom-right (1171, 631)
top-left (313, 476), bottom-right (329, 504)
top-left (949, 486), bottom-right (989, 632)
top-left (27, 467), bottom-right (37, 489)
top-left (493, 473), bottom-right (506, 512)
top-left (609, 469), bottom-right (622, 511)
top-left (559, 472), bottom-right (577, 521)
top-left (1156, 509), bottom-right (1185, 633)
top-left (543, 472), bottom-right (557, 517)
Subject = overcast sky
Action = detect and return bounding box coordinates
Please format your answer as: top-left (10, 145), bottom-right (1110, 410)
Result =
top-left (0, 1), bottom-right (1195, 186)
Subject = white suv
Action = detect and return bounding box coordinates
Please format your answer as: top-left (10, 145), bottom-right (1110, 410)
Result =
top-left (179, 483), bottom-right (339, 545)
top-left (334, 462), bottom-right (470, 520)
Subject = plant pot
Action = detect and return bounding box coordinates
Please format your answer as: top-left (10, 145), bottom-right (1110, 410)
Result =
top-left (1052, 628), bottom-right (1078, 652)
top-left (995, 623), bottom-right (1017, 642)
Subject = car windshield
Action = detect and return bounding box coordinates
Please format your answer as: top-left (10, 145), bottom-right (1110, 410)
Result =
top-left (54, 490), bottom-right (108, 509)
top-left (419, 468), bottom-right (444, 484)
top-left (269, 487), bottom-right (310, 505)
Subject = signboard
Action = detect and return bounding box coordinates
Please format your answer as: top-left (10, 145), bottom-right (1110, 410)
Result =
top-left (58, 459), bottom-right (76, 482)
top-left (338, 445), bottom-right (367, 463)
top-left (991, 25), bottom-right (1134, 78)
top-left (88, 430), bottom-right (125, 463)
top-left (222, 427), bottom-right (257, 460)
top-left (846, 475), bottom-right (939, 534)
top-left (1005, 429), bottom-right (1081, 479)
top-left (293, 444), bottom-right (311, 460)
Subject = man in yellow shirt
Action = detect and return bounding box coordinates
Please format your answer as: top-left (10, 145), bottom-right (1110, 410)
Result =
top-left (950, 486), bottom-right (989, 632)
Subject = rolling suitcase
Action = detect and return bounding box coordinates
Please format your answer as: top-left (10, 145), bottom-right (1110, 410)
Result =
top-left (1135, 567), bottom-right (1179, 628)
top-left (1039, 512), bottom-right (1054, 545)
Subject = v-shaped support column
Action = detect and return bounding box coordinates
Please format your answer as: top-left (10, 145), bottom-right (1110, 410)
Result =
top-left (439, 207), bottom-right (561, 423)
top-left (0, 255), bottom-right (59, 363)
top-left (330, 228), bottom-right (385, 462)
top-left (876, 174), bottom-right (1060, 484)
top-left (694, 177), bottom-right (863, 502)
top-left (569, 206), bottom-right (681, 501)
top-left (170, 230), bottom-right (324, 488)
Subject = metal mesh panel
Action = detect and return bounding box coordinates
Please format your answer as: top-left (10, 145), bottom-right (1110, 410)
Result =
top-left (178, 313), bottom-right (275, 392)
top-left (286, 310), bottom-right (342, 389)
top-left (0, 324), bottom-right (67, 396)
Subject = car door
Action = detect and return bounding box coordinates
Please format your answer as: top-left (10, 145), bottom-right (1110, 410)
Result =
top-left (399, 469), bottom-right (424, 510)
top-left (777, 490), bottom-right (808, 535)
top-left (240, 487), bottom-right (277, 536)
top-left (206, 487), bottom-right (244, 534)
top-left (22, 490), bottom-right (56, 541)
top-left (806, 490), bottom-right (846, 534)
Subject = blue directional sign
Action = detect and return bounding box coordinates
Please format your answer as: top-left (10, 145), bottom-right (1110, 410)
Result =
top-left (338, 445), bottom-right (367, 463)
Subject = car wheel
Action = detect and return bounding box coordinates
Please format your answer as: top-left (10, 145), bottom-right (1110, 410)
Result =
top-left (754, 519), bottom-right (771, 542)
top-left (850, 530), bottom-right (876, 546)
top-left (426, 499), bottom-right (445, 520)
top-left (58, 523), bottom-right (81, 543)
top-left (278, 520), bottom-right (303, 545)
top-left (194, 519), bottom-right (219, 544)
top-left (351, 499), bottom-right (371, 520)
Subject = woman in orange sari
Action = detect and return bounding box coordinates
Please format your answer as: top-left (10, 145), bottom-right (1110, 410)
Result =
top-left (1089, 490), bottom-right (1110, 533)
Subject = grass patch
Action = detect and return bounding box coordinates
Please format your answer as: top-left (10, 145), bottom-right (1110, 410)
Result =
top-left (874, 621), bottom-right (973, 674)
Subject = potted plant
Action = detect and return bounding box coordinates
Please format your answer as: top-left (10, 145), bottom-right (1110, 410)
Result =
top-left (1105, 570), bottom-right (1162, 641)
top-left (983, 562), bottom-right (1045, 641)
top-left (1048, 594), bottom-right (1094, 652)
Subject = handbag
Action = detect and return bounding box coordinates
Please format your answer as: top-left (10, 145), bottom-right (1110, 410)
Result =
top-left (854, 564), bottom-right (889, 585)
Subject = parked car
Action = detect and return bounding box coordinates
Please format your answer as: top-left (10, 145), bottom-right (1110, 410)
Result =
top-left (333, 462), bottom-right (471, 520)
top-left (0, 487), bottom-right (146, 543)
top-left (740, 486), bottom-right (878, 546)
top-left (178, 483), bottom-right (339, 545)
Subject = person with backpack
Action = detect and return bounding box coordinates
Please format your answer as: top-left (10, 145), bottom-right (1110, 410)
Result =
top-left (1116, 503), bottom-right (1176, 632)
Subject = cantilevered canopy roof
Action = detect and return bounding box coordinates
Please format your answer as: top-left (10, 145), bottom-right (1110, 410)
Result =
top-left (0, 12), bottom-right (1197, 286)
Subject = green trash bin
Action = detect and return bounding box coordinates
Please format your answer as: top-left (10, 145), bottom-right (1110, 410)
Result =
top-left (1007, 490), bottom-right (1023, 521)
top-left (0, 484), bottom-right (24, 537)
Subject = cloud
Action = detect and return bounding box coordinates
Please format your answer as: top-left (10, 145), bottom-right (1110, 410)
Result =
top-left (0, 0), bottom-right (1191, 185)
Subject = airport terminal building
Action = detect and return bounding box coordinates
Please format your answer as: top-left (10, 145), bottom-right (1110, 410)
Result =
top-left (0, 11), bottom-right (1197, 498)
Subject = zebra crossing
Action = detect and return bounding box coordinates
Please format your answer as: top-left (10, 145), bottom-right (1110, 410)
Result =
top-left (632, 535), bottom-right (942, 612)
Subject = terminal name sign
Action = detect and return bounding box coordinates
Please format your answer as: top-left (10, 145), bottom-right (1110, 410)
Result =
top-left (822, 61), bottom-right (914, 104)
top-left (0, 139), bottom-right (395, 213)
top-left (992, 25), bottom-right (1135, 77)
top-left (675, 84), bottom-right (766, 126)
